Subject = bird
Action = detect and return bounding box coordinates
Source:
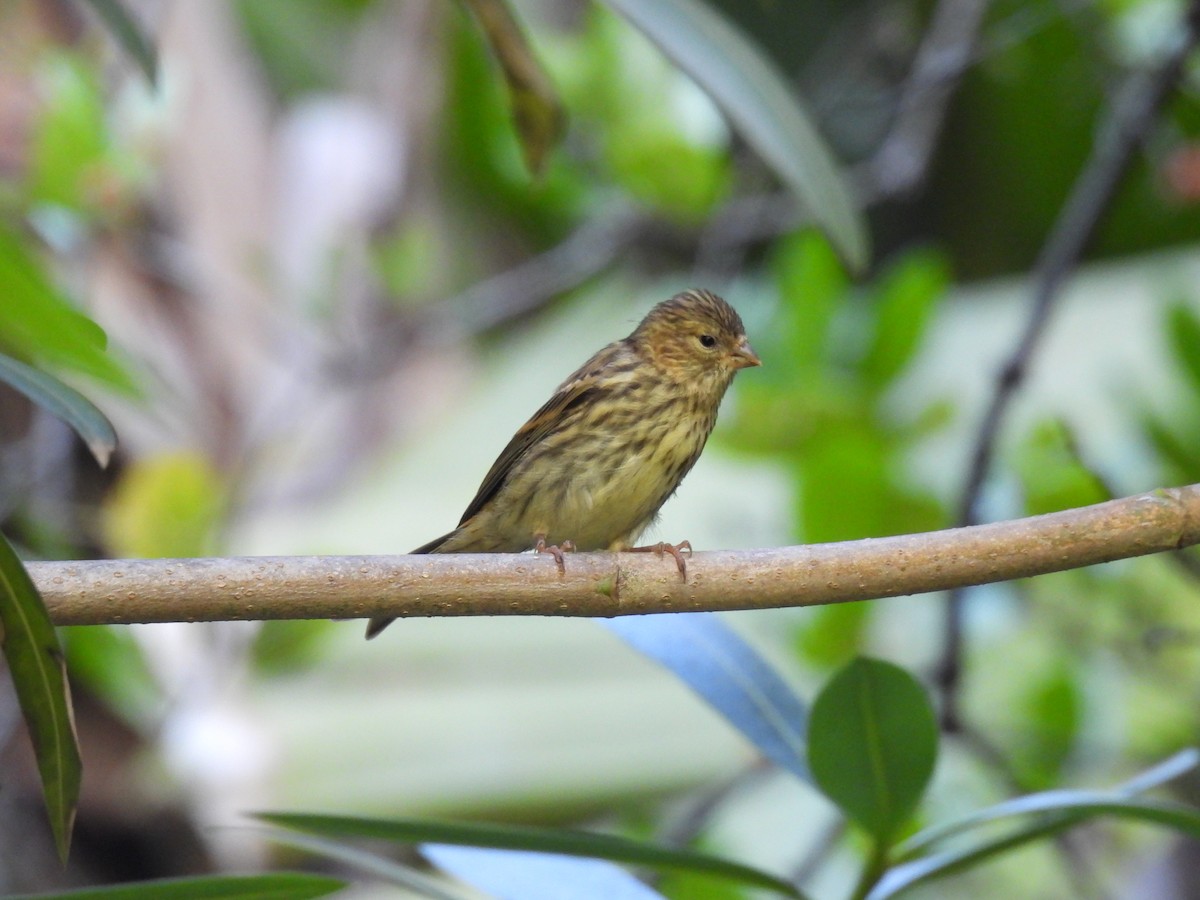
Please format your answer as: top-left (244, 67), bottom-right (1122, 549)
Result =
top-left (366, 288), bottom-right (760, 639)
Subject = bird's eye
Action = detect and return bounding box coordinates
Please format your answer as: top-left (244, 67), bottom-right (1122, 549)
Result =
top-left (698, 334), bottom-right (718, 349)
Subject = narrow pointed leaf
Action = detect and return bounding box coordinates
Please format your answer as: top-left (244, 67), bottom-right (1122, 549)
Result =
top-left (256, 812), bottom-right (806, 898)
top-left (897, 748), bottom-right (1200, 858)
top-left (5, 873), bottom-right (345, 899)
top-left (603, 612), bottom-right (808, 780)
top-left (871, 797), bottom-right (1200, 900)
top-left (0, 353), bottom-right (117, 467)
top-left (80, 0), bottom-right (158, 85)
top-left (874, 749), bottom-right (1200, 899)
top-left (600, 0), bottom-right (868, 271)
top-left (807, 657), bottom-right (936, 843)
top-left (0, 532), bottom-right (81, 863)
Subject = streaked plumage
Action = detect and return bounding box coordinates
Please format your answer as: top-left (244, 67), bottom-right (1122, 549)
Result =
top-left (366, 289), bottom-right (759, 639)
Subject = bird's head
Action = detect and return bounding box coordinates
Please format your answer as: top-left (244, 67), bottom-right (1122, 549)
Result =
top-left (633, 289), bottom-right (761, 391)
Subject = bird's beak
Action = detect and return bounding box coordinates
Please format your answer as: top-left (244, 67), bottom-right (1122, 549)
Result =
top-left (732, 337), bottom-right (762, 369)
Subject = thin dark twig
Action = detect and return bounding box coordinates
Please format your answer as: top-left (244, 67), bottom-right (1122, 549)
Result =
top-left (935, 2), bottom-right (1200, 732)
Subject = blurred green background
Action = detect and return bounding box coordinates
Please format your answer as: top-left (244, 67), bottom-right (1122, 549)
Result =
top-left (4, 0), bottom-right (1200, 896)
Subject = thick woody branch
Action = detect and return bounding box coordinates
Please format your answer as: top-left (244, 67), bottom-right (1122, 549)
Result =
top-left (24, 485), bottom-right (1200, 626)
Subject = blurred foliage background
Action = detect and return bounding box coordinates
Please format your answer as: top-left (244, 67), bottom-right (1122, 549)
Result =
top-left (4, 0), bottom-right (1200, 896)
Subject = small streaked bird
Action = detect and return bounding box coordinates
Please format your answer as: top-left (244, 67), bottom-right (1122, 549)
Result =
top-left (366, 288), bottom-right (760, 639)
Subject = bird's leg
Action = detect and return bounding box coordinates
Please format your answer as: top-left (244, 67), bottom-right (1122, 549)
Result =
top-left (625, 540), bottom-right (692, 581)
top-left (534, 535), bottom-right (576, 575)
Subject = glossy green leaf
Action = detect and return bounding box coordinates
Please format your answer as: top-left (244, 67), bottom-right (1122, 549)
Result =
top-left (461, 0), bottom-right (566, 176)
top-left (5, 872), bottom-right (345, 899)
top-left (0, 352), bottom-right (116, 468)
top-left (257, 812), bottom-right (807, 898)
top-left (860, 249), bottom-right (948, 389)
top-left (79, 0), bottom-right (158, 85)
top-left (600, 0), bottom-right (868, 271)
top-left (0, 532), bottom-right (81, 863)
top-left (808, 658), bottom-right (937, 843)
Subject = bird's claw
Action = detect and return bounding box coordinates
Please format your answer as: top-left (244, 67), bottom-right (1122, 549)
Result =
top-left (535, 536), bottom-right (575, 575)
top-left (628, 540), bottom-right (692, 581)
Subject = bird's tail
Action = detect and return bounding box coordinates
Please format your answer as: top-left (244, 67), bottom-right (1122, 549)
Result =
top-left (364, 530), bottom-right (455, 639)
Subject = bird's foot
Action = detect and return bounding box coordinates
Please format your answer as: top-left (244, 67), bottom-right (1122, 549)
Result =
top-left (626, 540), bottom-right (692, 581)
top-left (535, 536), bottom-right (576, 575)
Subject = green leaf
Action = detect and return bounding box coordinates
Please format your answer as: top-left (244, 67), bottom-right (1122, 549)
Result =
top-left (0, 531), bottom-right (81, 862)
top-left (0, 227), bottom-right (135, 392)
top-left (794, 602), bottom-right (872, 669)
top-left (60, 625), bottom-right (160, 726)
top-left (5, 872), bottom-right (345, 899)
top-left (872, 795), bottom-right (1200, 899)
top-left (807, 658), bottom-right (937, 844)
top-left (1141, 410), bottom-right (1200, 482)
top-left (460, 0), bottom-right (566, 177)
top-left (256, 812), bottom-right (807, 899)
top-left (103, 452), bottom-right (227, 558)
top-left (0, 352), bottom-right (117, 467)
top-left (795, 424), bottom-right (891, 543)
top-left (773, 232), bottom-right (846, 373)
top-left (860, 249), bottom-right (948, 389)
top-left (1013, 420), bottom-right (1111, 516)
top-left (28, 54), bottom-right (110, 212)
top-left (79, 0), bottom-right (158, 85)
top-left (1008, 660), bottom-right (1081, 790)
top-left (1167, 302), bottom-right (1200, 397)
top-left (895, 748), bottom-right (1200, 858)
top-left (599, 0), bottom-right (868, 272)
top-left (870, 750), bottom-right (1200, 897)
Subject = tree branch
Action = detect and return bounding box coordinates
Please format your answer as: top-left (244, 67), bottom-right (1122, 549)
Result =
top-left (26, 485), bottom-right (1200, 626)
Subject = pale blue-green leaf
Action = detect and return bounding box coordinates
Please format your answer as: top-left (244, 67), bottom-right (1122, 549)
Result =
top-left (0, 352), bottom-right (116, 467)
top-left (599, 0), bottom-right (868, 271)
top-left (426, 845), bottom-right (668, 900)
top-left (603, 612), bottom-right (809, 780)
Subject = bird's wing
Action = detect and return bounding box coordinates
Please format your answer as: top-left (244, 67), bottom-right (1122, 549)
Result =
top-left (456, 375), bottom-right (600, 526)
